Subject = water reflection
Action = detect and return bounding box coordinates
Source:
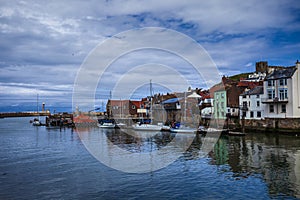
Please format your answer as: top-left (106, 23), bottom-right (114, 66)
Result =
top-left (76, 128), bottom-right (196, 173)
top-left (77, 128), bottom-right (300, 198)
top-left (211, 133), bottom-right (300, 198)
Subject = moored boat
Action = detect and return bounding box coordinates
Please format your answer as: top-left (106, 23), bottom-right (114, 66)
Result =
top-left (97, 119), bottom-right (116, 128)
top-left (132, 122), bottom-right (162, 131)
top-left (169, 127), bottom-right (196, 133)
top-left (228, 131), bottom-right (246, 136)
top-left (32, 118), bottom-right (42, 126)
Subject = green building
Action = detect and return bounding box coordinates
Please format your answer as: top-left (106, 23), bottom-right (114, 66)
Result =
top-left (214, 90), bottom-right (227, 119)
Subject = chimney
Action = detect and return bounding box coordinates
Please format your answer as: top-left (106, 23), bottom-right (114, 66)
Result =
top-left (42, 102), bottom-right (45, 112)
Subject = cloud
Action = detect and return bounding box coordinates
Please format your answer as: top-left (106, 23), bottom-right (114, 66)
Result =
top-left (0, 0), bottom-right (300, 111)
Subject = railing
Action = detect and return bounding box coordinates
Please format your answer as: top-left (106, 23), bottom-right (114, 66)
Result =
top-left (261, 97), bottom-right (288, 103)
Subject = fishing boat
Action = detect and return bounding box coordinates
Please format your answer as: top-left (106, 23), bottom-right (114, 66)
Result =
top-left (46, 113), bottom-right (74, 129)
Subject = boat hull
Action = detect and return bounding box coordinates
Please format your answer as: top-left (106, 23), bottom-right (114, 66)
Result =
top-left (97, 123), bottom-right (115, 128)
top-left (132, 124), bottom-right (162, 131)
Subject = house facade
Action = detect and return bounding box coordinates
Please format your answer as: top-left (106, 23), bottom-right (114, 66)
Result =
top-left (214, 90), bottom-right (227, 119)
top-left (239, 86), bottom-right (265, 120)
top-left (107, 99), bottom-right (142, 118)
top-left (262, 61), bottom-right (300, 118)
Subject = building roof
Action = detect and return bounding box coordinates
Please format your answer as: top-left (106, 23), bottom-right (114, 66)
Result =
top-left (266, 67), bottom-right (296, 80)
top-left (162, 98), bottom-right (182, 104)
top-left (241, 86), bottom-right (263, 96)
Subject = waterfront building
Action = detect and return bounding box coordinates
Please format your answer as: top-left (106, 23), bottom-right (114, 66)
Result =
top-left (262, 60), bottom-right (300, 118)
top-left (106, 99), bottom-right (143, 118)
top-left (239, 86), bottom-right (264, 120)
top-left (213, 77), bottom-right (244, 119)
top-left (214, 89), bottom-right (227, 119)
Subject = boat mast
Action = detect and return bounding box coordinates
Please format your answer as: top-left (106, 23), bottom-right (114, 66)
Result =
top-left (150, 80), bottom-right (153, 123)
top-left (37, 94), bottom-right (39, 114)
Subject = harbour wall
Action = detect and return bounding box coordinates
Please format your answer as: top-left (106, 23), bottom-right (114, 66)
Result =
top-left (0, 112), bottom-right (50, 118)
top-left (242, 118), bottom-right (300, 133)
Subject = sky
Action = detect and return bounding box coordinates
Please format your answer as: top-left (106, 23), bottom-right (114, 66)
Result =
top-left (0, 0), bottom-right (300, 112)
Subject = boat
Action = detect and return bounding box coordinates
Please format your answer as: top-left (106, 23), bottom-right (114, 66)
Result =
top-left (207, 128), bottom-right (228, 134)
top-left (97, 119), bottom-right (116, 128)
top-left (132, 122), bottom-right (162, 131)
top-left (46, 113), bottom-right (74, 129)
top-left (115, 123), bottom-right (128, 129)
top-left (132, 80), bottom-right (164, 132)
top-left (32, 118), bottom-right (42, 126)
top-left (228, 131), bottom-right (246, 136)
top-left (169, 127), bottom-right (196, 133)
top-left (169, 122), bottom-right (197, 133)
top-left (161, 125), bottom-right (171, 131)
top-left (31, 94), bottom-right (43, 126)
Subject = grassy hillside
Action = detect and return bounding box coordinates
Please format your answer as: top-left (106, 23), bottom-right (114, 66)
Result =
top-left (229, 72), bottom-right (252, 81)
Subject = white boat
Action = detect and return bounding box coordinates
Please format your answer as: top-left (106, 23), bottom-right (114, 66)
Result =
top-left (32, 118), bottom-right (42, 126)
top-left (170, 126), bottom-right (197, 133)
top-left (97, 122), bottom-right (115, 128)
top-left (97, 119), bottom-right (116, 128)
top-left (132, 123), bottom-right (162, 131)
top-left (228, 131), bottom-right (246, 136)
top-left (161, 125), bottom-right (171, 131)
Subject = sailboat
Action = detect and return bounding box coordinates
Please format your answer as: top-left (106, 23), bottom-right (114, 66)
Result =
top-left (169, 91), bottom-right (200, 133)
top-left (32, 94), bottom-right (42, 126)
top-left (132, 80), bottom-right (163, 131)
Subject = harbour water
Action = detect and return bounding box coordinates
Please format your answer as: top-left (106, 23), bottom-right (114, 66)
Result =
top-left (0, 117), bottom-right (299, 199)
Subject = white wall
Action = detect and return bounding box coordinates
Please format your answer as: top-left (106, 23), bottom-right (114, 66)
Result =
top-left (239, 93), bottom-right (265, 120)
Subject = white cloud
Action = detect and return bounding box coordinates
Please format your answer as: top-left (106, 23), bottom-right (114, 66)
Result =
top-left (0, 0), bottom-right (299, 110)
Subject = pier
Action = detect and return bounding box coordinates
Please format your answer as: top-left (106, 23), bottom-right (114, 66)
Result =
top-left (0, 112), bottom-right (50, 118)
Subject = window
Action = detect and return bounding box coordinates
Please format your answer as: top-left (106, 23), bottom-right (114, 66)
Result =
top-left (221, 93), bottom-right (224, 98)
top-left (242, 95), bottom-right (246, 98)
top-left (221, 112), bottom-right (225, 117)
top-left (270, 104), bottom-right (274, 113)
top-left (279, 88), bottom-right (288, 100)
top-left (242, 111), bottom-right (246, 117)
top-left (284, 89), bottom-right (288, 99)
top-left (267, 89), bottom-right (275, 99)
top-left (221, 102), bottom-right (224, 108)
top-left (242, 101), bottom-right (247, 109)
top-left (250, 111), bottom-right (254, 118)
top-left (248, 101), bottom-right (251, 107)
top-left (281, 104), bottom-right (286, 113)
top-left (256, 94), bottom-right (260, 98)
top-left (232, 108), bottom-right (235, 112)
top-left (279, 79), bottom-right (283, 86)
top-left (257, 111), bottom-right (261, 118)
top-left (279, 79), bottom-right (287, 86)
top-left (132, 105), bottom-right (136, 109)
top-left (257, 101), bottom-right (260, 107)
top-left (268, 80), bottom-right (274, 86)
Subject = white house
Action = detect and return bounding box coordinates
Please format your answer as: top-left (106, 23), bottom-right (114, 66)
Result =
top-left (262, 60), bottom-right (300, 118)
top-left (239, 86), bottom-right (265, 120)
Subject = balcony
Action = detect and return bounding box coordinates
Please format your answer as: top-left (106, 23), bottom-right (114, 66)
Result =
top-left (261, 97), bottom-right (288, 104)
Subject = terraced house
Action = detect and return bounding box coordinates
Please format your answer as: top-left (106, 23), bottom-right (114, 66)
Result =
top-left (262, 60), bottom-right (300, 118)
